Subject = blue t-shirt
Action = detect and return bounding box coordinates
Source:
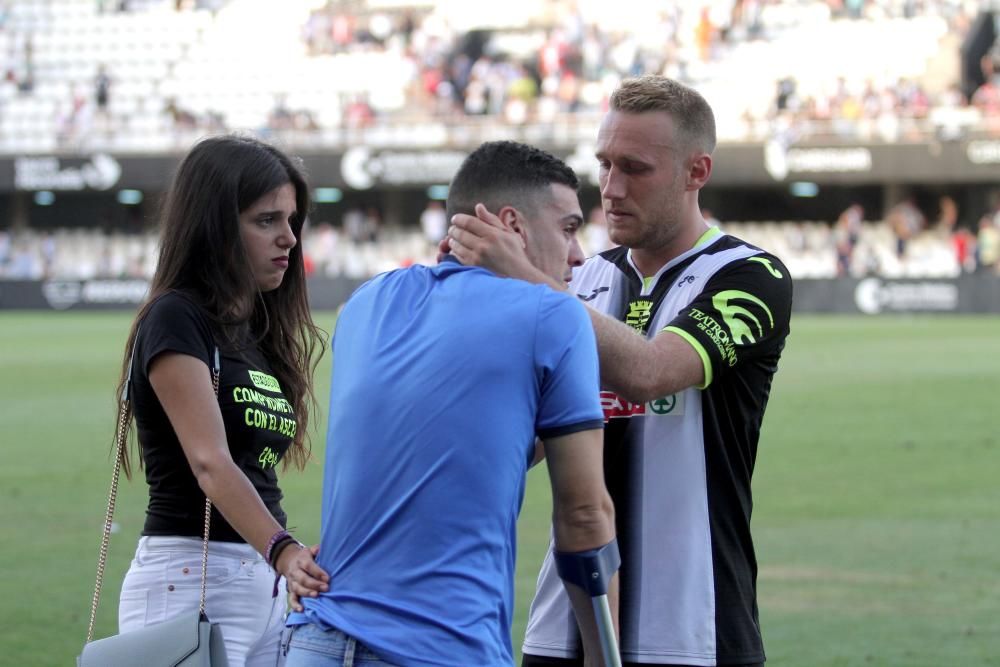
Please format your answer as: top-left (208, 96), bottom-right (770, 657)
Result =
top-left (288, 258), bottom-right (603, 666)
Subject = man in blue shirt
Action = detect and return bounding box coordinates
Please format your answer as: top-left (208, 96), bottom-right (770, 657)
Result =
top-left (285, 141), bottom-right (619, 667)
top-left (447, 76), bottom-right (793, 667)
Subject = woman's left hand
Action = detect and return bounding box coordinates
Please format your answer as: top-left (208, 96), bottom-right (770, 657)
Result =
top-left (279, 543), bottom-right (329, 612)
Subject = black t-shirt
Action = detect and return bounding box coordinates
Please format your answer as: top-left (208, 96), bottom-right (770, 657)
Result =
top-left (132, 291), bottom-right (293, 542)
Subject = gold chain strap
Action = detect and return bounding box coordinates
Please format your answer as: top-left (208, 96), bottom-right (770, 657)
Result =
top-left (85, 396), bottom-right (131, 644)
top-left (85, 345), bottom-right (220, 643)
top-left (199, 359), bottom-right (220, 614)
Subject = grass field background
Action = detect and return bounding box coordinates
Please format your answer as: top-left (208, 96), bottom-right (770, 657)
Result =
top-left (1, 312), bottom-right (998, 666)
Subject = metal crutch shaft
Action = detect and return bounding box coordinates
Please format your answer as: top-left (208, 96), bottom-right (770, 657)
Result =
top-left (591, 593), bottom-right (621, 667)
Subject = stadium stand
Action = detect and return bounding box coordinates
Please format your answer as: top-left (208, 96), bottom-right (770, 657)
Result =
top-left (1, 0), bottom-right (999, 285)
top-left (3, 212), bottom-right (996, 282)
top-left (0, 0), bottom-right (994, 151)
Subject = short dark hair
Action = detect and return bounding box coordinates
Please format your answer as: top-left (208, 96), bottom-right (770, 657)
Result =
top-left (610, 75), bottom-right (717, 154)
top-left (446, 141), bottom-right (579, 221)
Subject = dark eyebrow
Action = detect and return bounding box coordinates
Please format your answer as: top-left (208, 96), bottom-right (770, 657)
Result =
top-left (256, 209), bottom-right (296, 218)
top-left (594, 151), bottom-right (656, 166)
top-left (562, 214), bottom-right (584, 227)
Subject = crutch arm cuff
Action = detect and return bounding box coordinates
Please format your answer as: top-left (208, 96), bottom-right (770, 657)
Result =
top-left (554, 538), bottom-right (620, 597)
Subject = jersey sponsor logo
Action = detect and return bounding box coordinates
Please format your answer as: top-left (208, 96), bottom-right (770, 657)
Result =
top-left (578, 286), bottom-right (610, 302)
top-left (600, 391), bottom-right (683, 421)
top-left (687, 290), bottom-right (773, 366)
top-left (625, 299), bottom-right (654, 333)
top-left (247, 370), bottom-right (282, 393)
top-left (601, 391), bottom-right (646, 420)
top-left (648, 395), bottom-right (678, 414)
top-left (677, 275), bottom-right (696, 287)
top-left (689, 307), bottom-right (739, 366)
top-left (712, 290), bottom-right (774, 345)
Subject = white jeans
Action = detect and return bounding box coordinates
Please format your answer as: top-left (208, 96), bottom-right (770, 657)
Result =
top-left (119, 536), bottom-right (288, 667)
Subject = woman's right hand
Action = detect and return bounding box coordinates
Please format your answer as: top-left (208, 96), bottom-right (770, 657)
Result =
top-left (279, 543), bottom-right (329, 612)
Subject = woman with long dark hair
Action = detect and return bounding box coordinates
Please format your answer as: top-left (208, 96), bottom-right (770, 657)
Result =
top-left (114, 134), bottom-right (329, 665)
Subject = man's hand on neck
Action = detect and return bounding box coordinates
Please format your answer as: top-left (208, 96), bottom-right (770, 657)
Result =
top-left (448, 203), bottom-right (566, 291)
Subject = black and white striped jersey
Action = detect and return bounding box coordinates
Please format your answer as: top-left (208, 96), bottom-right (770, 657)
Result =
top-left (523, 229), bottom-right (793, 666)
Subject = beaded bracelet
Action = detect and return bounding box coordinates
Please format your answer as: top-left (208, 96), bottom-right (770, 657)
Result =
top-left (269, 536), bottom-right (301, 568)
top-left (264, 529), bottom-right (293, 566)
top-left (268, 534), bottom-right (305, 598)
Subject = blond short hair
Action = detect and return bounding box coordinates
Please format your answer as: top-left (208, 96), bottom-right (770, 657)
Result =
top-left (610, 76), bottom-right (717, 154)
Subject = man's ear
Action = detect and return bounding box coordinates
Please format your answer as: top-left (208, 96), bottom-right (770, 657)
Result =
top-left (497, 205), bottom-right (529, 246)
top-left (687, 153), bottom-right (712, 191)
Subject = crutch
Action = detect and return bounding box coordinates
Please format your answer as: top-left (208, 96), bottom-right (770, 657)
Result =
top-left (555, 540), bottom-right (622, 667)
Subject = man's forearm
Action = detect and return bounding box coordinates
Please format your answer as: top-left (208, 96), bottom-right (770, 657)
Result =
top-left (501, 264), bottom-right (695, 404)
top-left (587, 307), bottom-right (705, 404)
top-left (547, 431), bottom-right (619, 665)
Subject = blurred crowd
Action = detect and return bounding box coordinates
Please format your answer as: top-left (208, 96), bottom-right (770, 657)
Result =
top-left (0, 0), bottom-right (996, 150)
top-left (298, 0), bottom-right (997, 139)
top-left (2, 0), bottom-right (999, 284)
top-left (4, 203), bottom-right (999, 282)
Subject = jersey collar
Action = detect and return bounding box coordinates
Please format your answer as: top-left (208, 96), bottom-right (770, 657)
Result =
top-left (627, 226), bottom-right (725, 294)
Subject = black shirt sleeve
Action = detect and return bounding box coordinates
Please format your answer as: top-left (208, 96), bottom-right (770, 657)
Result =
top-left (663, 253), bottom-right (793, 387)
top-left (136, 291), bottom-right (215, 379)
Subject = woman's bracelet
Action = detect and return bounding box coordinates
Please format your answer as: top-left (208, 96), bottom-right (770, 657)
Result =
top-left (269, 536), bottom-right (302, 569)
top-left (264, 529), bottom-right (296, 566)
top-left (265, 530), bottom-right (307, 597)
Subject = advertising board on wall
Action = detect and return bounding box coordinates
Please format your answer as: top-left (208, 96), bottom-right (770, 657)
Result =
top-left (3, 137), bottom-right (1000, 192)
top-left (2, 277), bottom-right (997, 313)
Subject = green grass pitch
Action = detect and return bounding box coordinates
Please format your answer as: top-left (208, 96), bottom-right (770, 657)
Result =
top-left (1, 312), bottom-right (998, 666)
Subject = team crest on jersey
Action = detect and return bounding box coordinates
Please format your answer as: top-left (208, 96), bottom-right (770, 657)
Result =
top-left (625, 299), bottom-right (654, 332)
top-left (600, 391), bottom-right (683, 421)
